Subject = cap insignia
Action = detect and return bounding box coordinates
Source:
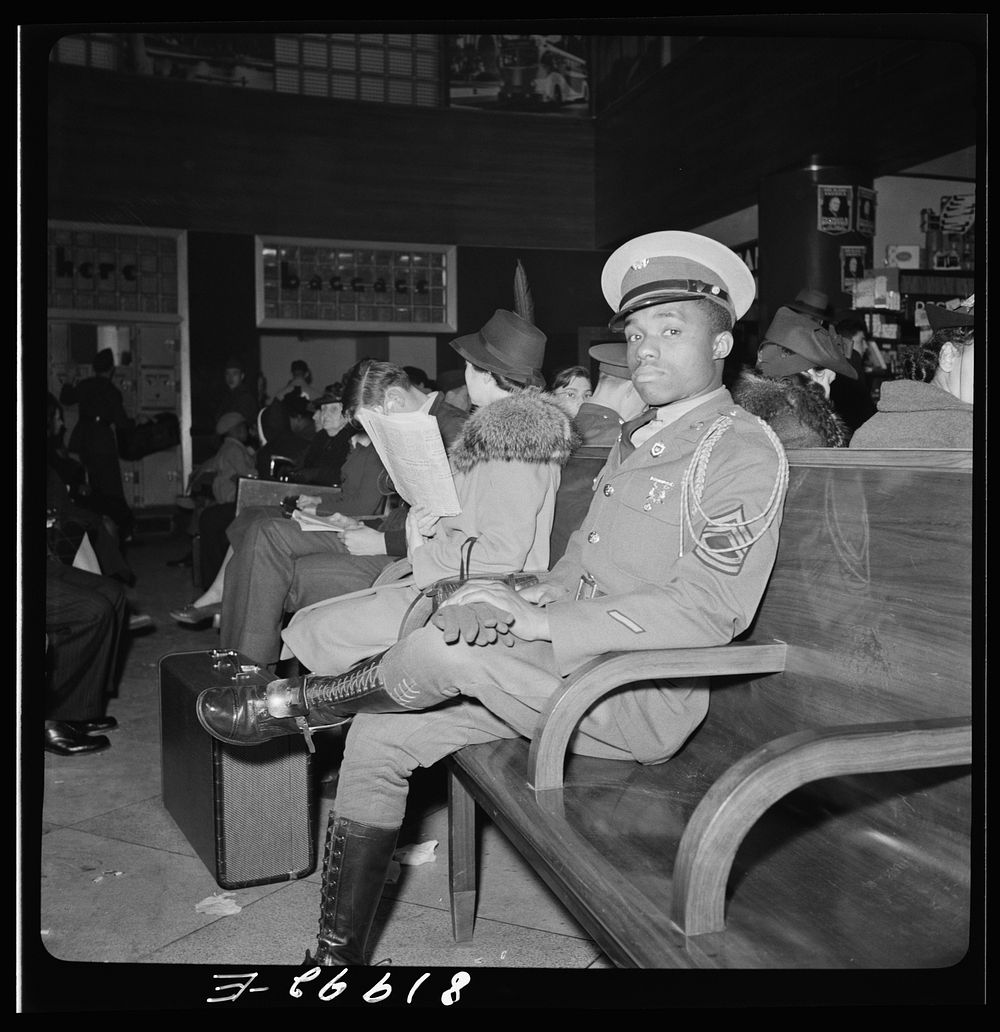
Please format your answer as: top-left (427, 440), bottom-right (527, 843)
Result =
top-left (630, 258), bottom-right (650, 270)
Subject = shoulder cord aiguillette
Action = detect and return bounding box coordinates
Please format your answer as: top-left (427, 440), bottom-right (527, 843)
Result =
top-left (678, 415), bottom-right (789, 557)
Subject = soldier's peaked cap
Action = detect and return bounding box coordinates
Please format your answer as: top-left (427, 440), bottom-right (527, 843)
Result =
top-left (602, 231), bottom-right (756, 331)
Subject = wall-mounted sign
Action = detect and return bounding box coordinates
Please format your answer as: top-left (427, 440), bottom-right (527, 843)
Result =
top-left (840, 245), bottom-right (868, 292)
top-left (855, 187), bottom-right (876, 237)
top-left (817, 185), bottom-right (852, 236)
top-left (448, 34), bottom-right (591, 117)
top-left (255, 236), bottom-right (457, 332)
top-left (48, 222), bottom-right (183, 319)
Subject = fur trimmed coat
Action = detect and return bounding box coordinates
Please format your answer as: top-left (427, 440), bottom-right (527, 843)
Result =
top-left (731, 372), bottom-right (851, 448)
top-left (411, 387), bottom-right (577, 587)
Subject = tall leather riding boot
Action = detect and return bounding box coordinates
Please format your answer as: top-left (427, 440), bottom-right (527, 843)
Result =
top-left (196, 651), bottom-right (409, 749)
top-left (304, 814), bottom-right (400, 967)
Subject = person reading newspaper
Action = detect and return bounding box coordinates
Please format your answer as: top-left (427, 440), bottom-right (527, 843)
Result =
top-left (272, 309), bottom-right (577, 678)
top-left (207, 361), bottom-right (468, 666)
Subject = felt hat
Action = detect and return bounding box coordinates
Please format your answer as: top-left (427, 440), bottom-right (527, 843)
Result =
top-left (308, 389), bottom-right (341, 411)
top-left (215, 411), bottom-right (247, 435)
top-left (601, 230), bottom-right (756, 331)
top-left (224, 356), bottom-right (246, 373)
top-left (756, 308), bottom-right (858, 380)
top-left (925, 296), bottom-right (975, 332)
top-left (450, 309), bottom-right (547, 387)
top-left (588, 341), bottom-right (629, 379)
top-left (785, 288), bottom-right (832, 322)
top-left (436, 368), bottom-right (468, 393)
top-left (281, 393), bottom-right (312, 419)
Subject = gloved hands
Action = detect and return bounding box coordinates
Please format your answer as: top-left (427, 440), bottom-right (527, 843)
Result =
top-left (431, 601), bottom-right (516, 646)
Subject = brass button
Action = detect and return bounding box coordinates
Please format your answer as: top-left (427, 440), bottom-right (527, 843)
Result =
top-left (587, 531), bottom-right (600, 544)
top-left (603, 484), bottom-right (614, 496)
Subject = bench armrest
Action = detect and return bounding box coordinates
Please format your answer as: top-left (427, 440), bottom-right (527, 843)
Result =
top-left (673, 714), bottom-right (972, 935)
top-left (527, 640), bottom-right (788, 792)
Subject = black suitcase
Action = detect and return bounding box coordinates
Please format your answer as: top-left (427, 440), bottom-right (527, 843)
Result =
top-left (159, 649), bottom-right (316, 889)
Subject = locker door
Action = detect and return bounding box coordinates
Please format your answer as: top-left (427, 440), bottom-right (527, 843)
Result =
top-left (132, 324), bottom-right (184, 507)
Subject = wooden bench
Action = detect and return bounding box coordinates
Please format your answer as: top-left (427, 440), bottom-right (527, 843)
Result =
top-left (444, 449), bottom-right (974, 968)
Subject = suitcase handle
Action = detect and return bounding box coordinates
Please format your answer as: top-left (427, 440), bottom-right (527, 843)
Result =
top-left (209, 649), bottom-right (261, 680)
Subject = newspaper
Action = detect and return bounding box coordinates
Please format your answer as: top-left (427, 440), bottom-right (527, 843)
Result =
top-left (291, 510), bottom-right (358, 533)
top-left (355, 407), bottom-right (462, 517)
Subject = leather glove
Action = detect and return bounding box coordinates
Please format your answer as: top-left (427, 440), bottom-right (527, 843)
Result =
top-left (431, 601), bottom-right (515, 646)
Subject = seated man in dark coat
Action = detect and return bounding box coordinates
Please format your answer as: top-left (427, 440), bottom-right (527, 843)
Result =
top-left (255, 396), bottom-right (311, 480)
top-left (45, 561), bottom-right (128, 755)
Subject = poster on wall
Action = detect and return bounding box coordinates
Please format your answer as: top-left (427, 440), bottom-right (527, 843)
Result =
top-left (855, 187), bottom-right (876, 236)
top-left (840, 245), bottom-right (868, 293)
top-left (817, 185), bottom-right (852, 235)
top-left (448, 34), bottom-right (591, 116)
top-left (128, 33), bottom-right (275, 89)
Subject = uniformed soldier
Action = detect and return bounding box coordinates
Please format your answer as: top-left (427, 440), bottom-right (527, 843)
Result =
top-left (573, 341), bottom-right (647, 446)
top-left (195, 230), bottom-right (789, 967)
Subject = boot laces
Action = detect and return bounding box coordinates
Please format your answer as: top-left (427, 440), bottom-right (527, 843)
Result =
top-left (307, 661), bottom-right (382, 705)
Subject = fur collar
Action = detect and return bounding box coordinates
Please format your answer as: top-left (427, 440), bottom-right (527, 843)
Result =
top-left (449, 387), bottom-right (577, 472)
top-left (732, 372), bottom-right (851, 447)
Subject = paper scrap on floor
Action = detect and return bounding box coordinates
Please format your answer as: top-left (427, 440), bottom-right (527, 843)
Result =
top-left (195, 891), bottom-right (243, 916)
top-left (394, 840), bottom-right (438, 866)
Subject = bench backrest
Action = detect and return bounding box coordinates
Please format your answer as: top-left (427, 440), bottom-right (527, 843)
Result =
top-left (744, 448), bottom-right (972, 731)
top-left (549, 446), bottom-right (972, 778)
top-left (682, 448), bottom-right (973, 850)
top-left (234, 477), bottom-right (344, 517)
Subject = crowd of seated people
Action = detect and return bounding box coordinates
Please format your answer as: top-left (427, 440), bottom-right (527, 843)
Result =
top-left (158, 242), bottom-right (973, 967)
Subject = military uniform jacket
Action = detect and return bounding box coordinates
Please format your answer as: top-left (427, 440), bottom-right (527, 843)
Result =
top-left (573, 401), bottom-right (623, 447)
top-left (544, 390), bottom-right (787, 677)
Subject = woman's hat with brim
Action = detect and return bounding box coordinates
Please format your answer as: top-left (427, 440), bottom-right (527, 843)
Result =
top-left (785, 288), bottom-right (832, 322)
top-left (450, 309), bottom-right (547, 387)
top-left (215, 411), bottom-right (247, 435)
top-left (601, 230), bottom-right (756, 330)
top-left (925, 297), bottom-right (975, 332)
top-left (308, 391), bottom-right (341, 412)
top-left (757, 308), bottom-right (858, 380)
top-left (588, 341), bottom-right (629, 379)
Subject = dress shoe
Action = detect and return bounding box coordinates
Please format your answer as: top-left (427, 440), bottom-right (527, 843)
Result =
top-left (63, 716), bottom-right (118, 734)
top-left (44, 722), bottom-right (111, 756)
top-left (170, 601), bottom-right (222, 626)
top-left (166, 552), bottom-right (193, 567)
top-left (128, 613), bottom-right (155, 632)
